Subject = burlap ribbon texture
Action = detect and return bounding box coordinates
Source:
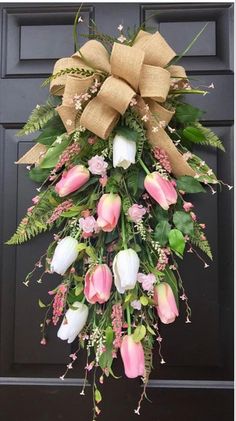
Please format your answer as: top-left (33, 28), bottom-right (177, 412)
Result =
top-left (18, 30), bottom-right (195, 178)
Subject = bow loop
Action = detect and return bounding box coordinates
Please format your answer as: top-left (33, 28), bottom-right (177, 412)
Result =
top-left (110, 43), bottom-right (145, 91)
top-left (97, 76), bottom-right (135, 115)
top-left (139, 65), bottom-right (170, 102)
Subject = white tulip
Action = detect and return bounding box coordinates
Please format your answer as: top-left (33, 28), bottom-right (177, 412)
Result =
top-left (113, 249), bottom-right (140, 294)
top-left (57, 302), bottom-right (89, 344)
top-left (113, 134), bottom-right (136, 170)
top-left (50, 236), bottom-right (78, 275)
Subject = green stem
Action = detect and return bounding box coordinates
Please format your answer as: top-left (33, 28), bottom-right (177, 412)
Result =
top-left (121, 212), bottom-right (128, 249)
top-left (126, 304), bottom-right (132, 335)
top-left (81, 295), bottom-right (86, 304)
top-left (139, 158), bottom-right (150, 175)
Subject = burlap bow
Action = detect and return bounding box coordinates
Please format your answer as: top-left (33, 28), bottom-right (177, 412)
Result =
top-left (17, 30), bottom-right (195, 178)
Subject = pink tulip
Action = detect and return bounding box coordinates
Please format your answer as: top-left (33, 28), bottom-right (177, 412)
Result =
top-left (144, 172), bottom-right (177, 210)
top-left (120, 335), bottom-right (145, 378)
top-left (154, 282), bottom-right (179, 324)
top-left (55, 165), bottom-right (90, 197)
top-left (84, 264), bottom-right (112, 304)
top-left (97, 193), bottom-right (121, 232)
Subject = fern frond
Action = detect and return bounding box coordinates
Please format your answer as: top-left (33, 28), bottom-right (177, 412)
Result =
top-left (6, 190), bottom-right (61, 245)
top-left (17, 101), bottom-right (57, 136)
top-left (122, 108), bottom-right (147, 161)
top-left (193, 122), bottom-right (225, 151)
top-left (190, 223), bottom-right (213, 260)
top-left (42, 67), bottom-right (96, 87)
top-left (122, 196), bottom-right (132, 214)
top-left (6, 217), bottom-right (49, 245)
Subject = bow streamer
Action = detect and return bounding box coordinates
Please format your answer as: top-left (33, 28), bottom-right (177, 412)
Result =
top-left (17, 30), bottom-right (195, 178)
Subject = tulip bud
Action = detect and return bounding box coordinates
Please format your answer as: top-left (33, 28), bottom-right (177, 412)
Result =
top-left (97, 193), bottom-right (121, 232)
top-left (113, 249), bottom-right (140, 294)
top-left (57, 302), bottom-right (88, 343)
top-left (120, 335), bottom-right (145, 378)
top-left (51, 236), bottom-right (79, 275)
top-left (84, 264), bottom-right (112, 304)
top-left (144, 172), bottom-right (177, 210)
top-left (113, 134), bottom-right (136, 170)
top-left (55, 165), bottom-right (90, 197)
top-left (154, 282), bottom-right (179, 324)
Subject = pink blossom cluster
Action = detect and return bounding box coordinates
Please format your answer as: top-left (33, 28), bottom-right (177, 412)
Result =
top-left (137, 272), bottom-right (156, 291)
top-left (47, 200), bottom-right (73, 224)
top-left (153, 147), bottom-right (172, 173)
top-left (88, 155), bottom-right (108, 176)
top-left (156, 248), bottom-right (170, 271)
top-left (128, 204), bottom-right (146, 223)
top-left (48, 284), bottom-right (68, 326)
top-left (183, 201), bottom-right (194, 212)
top-left (51, 142), bottom-right (81, 174)
top-left (79, 215), bottom-right (99, 238)
top-left (111, 304), bottom-right (123, 348)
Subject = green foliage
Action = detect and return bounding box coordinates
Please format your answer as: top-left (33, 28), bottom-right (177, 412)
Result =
top-left (190, 122), bottom-right (225, 151)
top-left (6, 190), bottom-right (61, 245)
top-left (29, 167), bottom-right (51, 183)
top-left (39, 135), bottom-right (70, 169)
top-left (154, 220), bottom-right (171, 246)
top-left (17, 100), bottom-right (58, 136)
top-left (186, 152), bottom-right (217, 184)
top-left (35, 126), bottom-right (64, 146)
top-left (122, 108), bottom-right (147, 161)
top-left (132, 325), bottom-right (146, 343)
top-left (173, 211), bottom-right (194, 235)
top-left (115, 125), bottom-right (138, 142)
top-left (175, 103), bottom-right (204, 125)
top-left (127, 166), bottom-right (145, 197)
top-left (190, 223), bottom-right (213, 260)
top-left (177, 176), bottom-right (206, 193)
top-left (163, 267), bottom-right (179, 308)
top-left (168, 229), bottom-right (185, 257)
top-left (42, 67), bottom-right (95, 87)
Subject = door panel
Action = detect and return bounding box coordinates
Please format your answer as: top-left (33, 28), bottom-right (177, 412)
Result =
top-left (0, 3), bottom-right (234, 421)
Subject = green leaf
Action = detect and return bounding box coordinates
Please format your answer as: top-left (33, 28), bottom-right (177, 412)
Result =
top-left (163, 267), bottom-right (179, 307)
top-left (183, 126), bottom-right (205, 143)
top-left (154, 220), bottom-right (171, 246)
top-left (132, 325), bottom-right (146, 343)
top-left (154, 207), bottom-right (169, 222)
top-left (116, 126), bottom-right (138, 142)
top-left (105, 326), bottom-right (114, 348)
top-left (175, 103), bottom-right (204, 125)
top-left (99, 350), bottom-right (113, 370)
top-left (168, 229), bottom-right (185, 257)
top-left (29, 167), bottom-right (51, 183)
top-left (74, 284), bottom-right (83, 296)
top-left (35, 127), bottom-right (63, 146)
top-left (40, 136), bottom-right (70, 168)
top-left (177, 176), bottom-right (206, 193)
top-left (140, 296), bottom-right (149, 306)
top-left (146, 325), bottom-right (156, 335)
top-left (86, 246), bottom-right (97, 261)
top-left (77, 243), bottom-right (87, 253)
top-left (173, 211), bottom-right (194, 235)
top-left (38, 299), bottom-right (46, 308)
top-left (168, 23), bottom-right (208, 66)
top-left (192, 122), bottom-right (225, 151)
top-left (95, 389), bottom-right (102, 404)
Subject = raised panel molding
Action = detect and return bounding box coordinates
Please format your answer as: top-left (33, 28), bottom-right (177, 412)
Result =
top-left (1, 5), bottom-right (94, 77)
top-left (141, 3), bottom-right (234, 72)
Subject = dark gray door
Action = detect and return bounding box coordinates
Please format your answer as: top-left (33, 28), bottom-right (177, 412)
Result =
top-left (0, 3), bottom-right (234, 421)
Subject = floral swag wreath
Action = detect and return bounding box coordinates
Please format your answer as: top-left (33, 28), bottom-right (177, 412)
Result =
top-left (7, 14), bottom-right (232, 419)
